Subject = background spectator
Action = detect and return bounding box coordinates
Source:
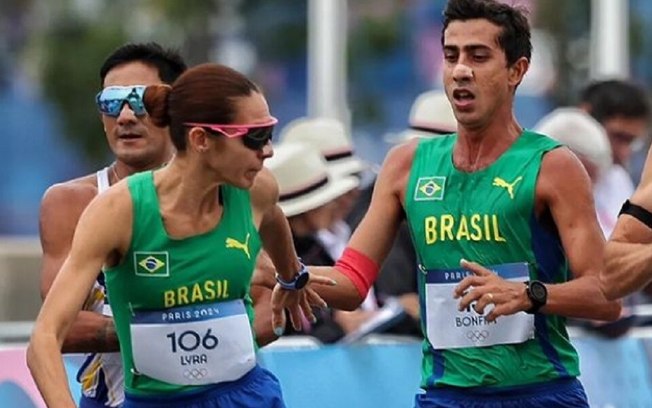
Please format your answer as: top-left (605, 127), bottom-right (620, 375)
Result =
top-left (266, 142), bottom-right (360, 343)
top-left (578, 79), bottom-right (651, 238)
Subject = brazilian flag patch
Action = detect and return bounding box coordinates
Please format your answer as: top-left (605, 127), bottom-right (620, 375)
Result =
top-left (134, 251), bottom-right (170, 277)
top-left (414, 176), bottom-right (446, 201)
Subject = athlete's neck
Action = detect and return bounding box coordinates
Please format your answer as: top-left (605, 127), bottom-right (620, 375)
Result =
top-left (455, 117), bottom-right (522, 172)
top-left (111, 154), bottom-right (174, 184)
top-left (156, 157), bottom-right (223, 217)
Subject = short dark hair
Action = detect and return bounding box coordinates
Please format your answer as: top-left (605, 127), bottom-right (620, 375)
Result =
top-left (580, 80), bottom-right (650, 123)
top-left (441, 0), bottom-right (532, 66)
top-left (99, 42), bottom-right (187, 86)
top-left (144, 63), bottom-right (261, 152)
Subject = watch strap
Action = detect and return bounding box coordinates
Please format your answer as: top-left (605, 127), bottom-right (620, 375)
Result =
top-left (275, 261), bottom-right (310, 291)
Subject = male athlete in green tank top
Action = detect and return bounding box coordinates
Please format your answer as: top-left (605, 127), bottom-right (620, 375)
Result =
top-left (105, 171), bottom-right (261, 395)
top-left (406, 132), bottom-right (579, 388)
top-left (301, 2), bottom-right (621, 406)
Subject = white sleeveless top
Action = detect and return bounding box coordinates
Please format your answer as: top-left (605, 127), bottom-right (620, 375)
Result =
top-left (76, 167), bottom-right (124, 406)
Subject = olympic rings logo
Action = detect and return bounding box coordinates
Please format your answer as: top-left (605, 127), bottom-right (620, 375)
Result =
top-left (183, 368), bottom-right (208, 380)
top-left (466, 330), bottom-right (489, 342)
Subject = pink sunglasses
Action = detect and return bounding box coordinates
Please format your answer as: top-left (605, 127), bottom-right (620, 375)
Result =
top-left (184, 117), bottom-right (278, 150)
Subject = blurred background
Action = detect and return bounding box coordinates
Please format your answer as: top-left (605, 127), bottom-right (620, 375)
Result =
top-left (3, 0), bottom-right (652, 235)
top-left (3, 1), bottom-right (652, 406)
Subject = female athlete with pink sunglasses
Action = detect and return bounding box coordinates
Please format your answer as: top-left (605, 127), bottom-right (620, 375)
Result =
top-left (28, 63), bottom-right (334, 408)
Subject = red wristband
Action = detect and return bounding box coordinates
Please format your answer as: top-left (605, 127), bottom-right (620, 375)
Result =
top-left (334, 247), bottom-right (380, 298)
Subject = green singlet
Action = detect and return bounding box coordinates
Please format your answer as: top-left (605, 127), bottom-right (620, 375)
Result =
top-left (405, 131), bottom-right (580, 389)
top-left (104, 170), bottom-right (262, 396)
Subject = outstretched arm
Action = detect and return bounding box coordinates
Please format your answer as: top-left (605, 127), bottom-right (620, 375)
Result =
top-left (251, 168), bottom-right (334, 334)
top-left (602, 146), bottom-right (652, 299)
top-left (28, 186), bottom-right (131, 407)
top-left (307, 143), bottom-right (415, 310)
top-left (39, 182), bottom-right (119, 353)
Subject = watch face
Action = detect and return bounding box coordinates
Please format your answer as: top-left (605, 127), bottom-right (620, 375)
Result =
top-left (530, 282), bottom-right (546, 300)
top-left (295, 271), bottom-right (310, 289)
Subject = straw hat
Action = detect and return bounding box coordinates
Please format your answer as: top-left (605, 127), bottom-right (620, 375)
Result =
top-left (265, 143), bottom-right (359, 217)
top-left (278, 117), bottom-right (368, 177)
top-left (409, 90), bottom-right (457, 132)
top-left (385, 90), bottom-right (457, 143)
top-left (533, 107), bottom-right (613, 176)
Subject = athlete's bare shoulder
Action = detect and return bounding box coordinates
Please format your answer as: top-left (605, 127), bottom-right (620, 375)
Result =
top-left (39, 171), bottom-right (108, 297)
top-left (249, 167), bottom-right (279, 216)
top-left (39, 170), bottom-right (108, 243)
top-left (532, 146), bottom-right (597, 223)
top-left (41, 173), bottom-right (100, 216)
top-left (378, 138), bottom-right (419, 205)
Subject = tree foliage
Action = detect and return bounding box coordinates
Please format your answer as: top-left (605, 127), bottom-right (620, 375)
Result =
top-left (41, 21), bottom-right (127, 164)
top-left (37, 0), bottom-right (218, 165)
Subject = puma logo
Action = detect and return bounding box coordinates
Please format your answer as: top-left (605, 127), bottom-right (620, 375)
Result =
top-left (225, 233), bottom-right (251, 259)
top-left (492, 176), bottom-right (523, 200)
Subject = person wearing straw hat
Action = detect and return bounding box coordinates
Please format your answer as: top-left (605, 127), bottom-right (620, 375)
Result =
top-left (267, 142), bottom-right (360, 221)
top-left (384, 89), bottom-right (458, 144)
top-left (279, 117), bottom-right (368, 179)
top-left (279, 118), bottom-right (384, 333)
top-left (279, 117), bottom-right (368, 246)
top-left (533, 107), bottom-right (612, 232)
top-left (266, 142), bottom-right (367, 342)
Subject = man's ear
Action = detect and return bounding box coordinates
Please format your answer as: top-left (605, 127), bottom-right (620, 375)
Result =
top-left (509, 56), bottom-right (530, 88)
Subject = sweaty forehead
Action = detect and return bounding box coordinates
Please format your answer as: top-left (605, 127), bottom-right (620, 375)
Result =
top-left (103, 61), bottom-right (163, 88)
top-left (444, 19), bottom-right (502, 50)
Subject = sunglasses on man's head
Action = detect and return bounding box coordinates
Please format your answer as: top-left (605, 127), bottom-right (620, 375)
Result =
top-left (184, 117), bottom-right (278, 150)
top-left (96, 85), bottom-right (147, 117)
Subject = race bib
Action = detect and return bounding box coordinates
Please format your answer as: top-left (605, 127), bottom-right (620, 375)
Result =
top-left (130, 300), bottom-right (256, 385)
top-left (424, 262), bottom-right (535, 349)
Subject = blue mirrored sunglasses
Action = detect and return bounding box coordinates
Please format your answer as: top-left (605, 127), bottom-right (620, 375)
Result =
top-left (96, 85), bottom-right (147, 117)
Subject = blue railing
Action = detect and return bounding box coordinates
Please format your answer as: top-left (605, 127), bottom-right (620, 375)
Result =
top-left (2, 332), bottom-right (652, 407)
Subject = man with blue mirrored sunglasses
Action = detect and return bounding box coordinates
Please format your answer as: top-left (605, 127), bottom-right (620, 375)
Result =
top-left (38, 42), bottom-right (187, 408)
top-left (96, 85), bottom-right (148, 117)
top-left (37, 42), bottom-right (286, 408)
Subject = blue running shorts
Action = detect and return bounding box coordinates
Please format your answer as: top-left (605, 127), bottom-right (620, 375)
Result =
top-left (122, 365), bottom-right (285, 408)
top-left (415, 378), bottom-right (589, 408)
top-left (80, 395), bottom-right (121, 408)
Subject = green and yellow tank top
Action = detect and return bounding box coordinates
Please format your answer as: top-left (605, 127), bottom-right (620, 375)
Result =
top-left (405, 131), bottom-right (580, 389)
top-left (104, 170), bottom-right (262, 396)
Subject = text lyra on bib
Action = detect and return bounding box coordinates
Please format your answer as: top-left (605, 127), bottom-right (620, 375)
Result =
top-left (424, 262), bottom-right (535, 349)
top-left (130, 299), bottom-right (255, 385)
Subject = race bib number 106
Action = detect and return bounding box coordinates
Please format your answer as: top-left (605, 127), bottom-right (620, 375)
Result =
top-left (130, 300), bottom-right (256, 385)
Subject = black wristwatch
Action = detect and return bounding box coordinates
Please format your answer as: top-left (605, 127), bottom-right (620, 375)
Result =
top-left (275, 261), bottom-right (310, 290)
top-left (525, 280), bottom-right (547, 314)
